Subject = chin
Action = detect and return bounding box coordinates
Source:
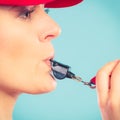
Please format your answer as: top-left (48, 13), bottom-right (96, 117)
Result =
top-left (27, 86), bottom-right (57, 95)
top-left (25, 80), bottom-right (57, 94)
top-left (19, 72), bottom-right (57, 94)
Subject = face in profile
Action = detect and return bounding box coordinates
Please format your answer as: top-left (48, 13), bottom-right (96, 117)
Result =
top-left (0, 5), bottom-right (61, 95)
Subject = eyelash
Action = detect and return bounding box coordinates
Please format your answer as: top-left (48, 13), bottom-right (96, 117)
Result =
top-left (19, 9), bottom-right (34, 19)
top-left (19, 8), bottom-right (50, 20)
top-left (44, 8), bottom-right (50, 14)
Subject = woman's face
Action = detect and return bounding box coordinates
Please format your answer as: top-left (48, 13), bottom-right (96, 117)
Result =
top-left (0, 5), bottom-right (61, 94)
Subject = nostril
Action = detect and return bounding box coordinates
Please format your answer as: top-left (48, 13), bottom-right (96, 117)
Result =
top-left (45, 35), bottom-right (55, 40)
top-left (38, 33), bottom-right (55, 42)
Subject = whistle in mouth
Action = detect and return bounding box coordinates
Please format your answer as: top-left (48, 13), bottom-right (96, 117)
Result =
top-left (50, 59), bottom-right (96, 89)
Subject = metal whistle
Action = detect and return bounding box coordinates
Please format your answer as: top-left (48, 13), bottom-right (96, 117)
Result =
top-left (50, 59), bottom-right (96, 89)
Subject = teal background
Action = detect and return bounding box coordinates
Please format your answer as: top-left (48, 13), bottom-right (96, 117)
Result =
top-left (13, 0), bottom-right (120, 120)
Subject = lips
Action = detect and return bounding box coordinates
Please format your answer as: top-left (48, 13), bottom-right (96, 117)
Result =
top-left (43, 54), bottom-right (54, 68)
top-left (44, 59), bottom-right (51, 67)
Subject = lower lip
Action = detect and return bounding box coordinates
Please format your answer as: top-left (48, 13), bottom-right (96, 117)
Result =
top-left (44, 60), bottom-right (51, 67)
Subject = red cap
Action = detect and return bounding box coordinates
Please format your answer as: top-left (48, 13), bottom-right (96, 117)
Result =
top-left (0, 0), bottom-right (83, 8)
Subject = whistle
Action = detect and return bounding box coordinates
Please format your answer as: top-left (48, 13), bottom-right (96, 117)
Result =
top-left (50, 59), bottom-right (96, 89)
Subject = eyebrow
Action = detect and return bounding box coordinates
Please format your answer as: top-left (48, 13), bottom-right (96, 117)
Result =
top-left (0, 5), bottom-right (37, 12)
top-left (10, 5), bottom-right (37, 11)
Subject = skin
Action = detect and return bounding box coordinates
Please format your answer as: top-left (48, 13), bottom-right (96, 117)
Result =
top-left (96, 60), bottom-right (120, 120)
top-left (0, 3), bottom-right (119, 120)
top-left (0, 4), bottom-right (60, 120)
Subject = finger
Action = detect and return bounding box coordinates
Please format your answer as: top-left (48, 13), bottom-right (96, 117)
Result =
top-left (110, 61), bottom-right (120, 99)
top-left (96, 60), bottom-right (119, 107)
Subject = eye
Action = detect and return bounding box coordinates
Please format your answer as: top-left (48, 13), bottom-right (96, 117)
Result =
top-left (19, 9), bottom-right (34, 19)
top-left (44, 8), bottom-right (50, 14)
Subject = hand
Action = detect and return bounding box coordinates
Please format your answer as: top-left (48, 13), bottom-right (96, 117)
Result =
top-left (96, 60), bottom-right (120, 120)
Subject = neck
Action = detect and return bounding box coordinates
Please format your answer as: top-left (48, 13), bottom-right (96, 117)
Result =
top-left (0, 90), bottom-right (19, 120)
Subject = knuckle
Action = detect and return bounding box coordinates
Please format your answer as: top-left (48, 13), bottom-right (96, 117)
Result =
top-left (96, 69), bottom-right (103, 77)
top-left (96, 69), bottom-right (105, 79)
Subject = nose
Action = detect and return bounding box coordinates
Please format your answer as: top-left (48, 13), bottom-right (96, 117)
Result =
top-left (38, 15), bottom-right (61, 42)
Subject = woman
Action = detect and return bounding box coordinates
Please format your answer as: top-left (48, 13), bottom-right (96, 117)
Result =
top-left (0, 0), bottom-right (119, 120)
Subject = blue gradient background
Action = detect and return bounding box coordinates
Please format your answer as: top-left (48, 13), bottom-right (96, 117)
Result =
top-left (13, 0), bottom-right (120, 120)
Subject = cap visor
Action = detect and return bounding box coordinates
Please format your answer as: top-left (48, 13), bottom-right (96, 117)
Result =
top-left (45, 0), bottom-right (83, 8)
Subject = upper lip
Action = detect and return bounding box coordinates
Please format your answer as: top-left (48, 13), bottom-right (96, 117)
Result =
top-left (43, 54), bottom-right (54, 67)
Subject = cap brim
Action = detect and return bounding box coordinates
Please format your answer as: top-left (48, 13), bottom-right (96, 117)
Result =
top-left (45, 0), bottom-right (83, 8)
top-left (0, 0), bottom-right (83, 8)
top-left (0, 0), bottom-right (53, 6)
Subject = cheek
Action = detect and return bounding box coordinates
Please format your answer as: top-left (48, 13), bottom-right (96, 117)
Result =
top-left (0, 19), bottom-right (56, 94)
top-left (0, 22), bottom-right (29, 56)
top-left (0, 21), bottom-right (40, 61)
top-left (0, 21), bottom-right (40, 82)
